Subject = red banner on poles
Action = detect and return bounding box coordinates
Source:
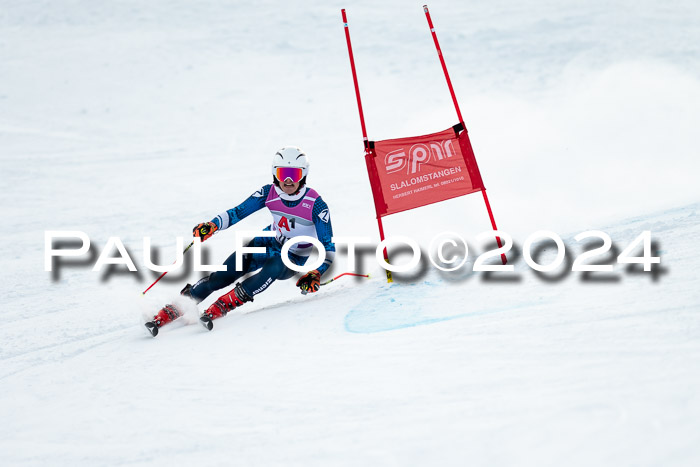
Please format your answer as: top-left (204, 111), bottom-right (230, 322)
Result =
top-left (343, 6), bottom-right (507, 274)
top-left (365, 124), bottom-right (485, 218)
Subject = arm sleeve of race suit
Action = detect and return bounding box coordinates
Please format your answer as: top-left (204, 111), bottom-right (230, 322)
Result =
top-left (211, 185), bottom-right (271, 230)
top-left (312, 196), bottom-right (335, 276)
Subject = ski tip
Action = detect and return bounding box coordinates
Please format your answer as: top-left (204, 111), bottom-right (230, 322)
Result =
top-left (144, 321), bottom-right (159, 337)
top-left (199, 316), bottom-right (214, 331)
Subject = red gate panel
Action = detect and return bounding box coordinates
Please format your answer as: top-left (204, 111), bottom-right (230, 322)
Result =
top-left (365, 125), bottom-right (485, 218)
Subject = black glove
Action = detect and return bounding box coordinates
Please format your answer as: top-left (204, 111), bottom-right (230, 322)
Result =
top-left (296, 270), bottom-right (321, 294)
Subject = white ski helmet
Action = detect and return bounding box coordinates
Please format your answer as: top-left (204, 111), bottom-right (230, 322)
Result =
top-left (271, 146), bottom-right (310, 185)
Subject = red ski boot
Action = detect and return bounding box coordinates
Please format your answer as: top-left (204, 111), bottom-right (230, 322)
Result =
top-left (200, 283), bottom-right (252, 331)
top-left (145, 304), bottom-right (183, 337)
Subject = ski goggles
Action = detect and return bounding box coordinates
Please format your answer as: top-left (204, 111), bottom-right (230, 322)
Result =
top-left (274, 166), bottom-right (304, 183)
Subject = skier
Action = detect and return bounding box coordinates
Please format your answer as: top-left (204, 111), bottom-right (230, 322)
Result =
top-left (145, 147), bottom-right (335, 336)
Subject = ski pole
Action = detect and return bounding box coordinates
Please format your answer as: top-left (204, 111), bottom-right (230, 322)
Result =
top-left (141, 224), bottom-right (214, 295)
top-left (301, 272), bottom-right (370, 295)
top-left (141, 240), bottom-right (195, 295)
top-left (321, 272), bottom-right (370, 286)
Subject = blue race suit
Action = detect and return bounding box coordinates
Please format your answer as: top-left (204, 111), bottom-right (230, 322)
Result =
top-left (190, 184), bottom-right (335, 302)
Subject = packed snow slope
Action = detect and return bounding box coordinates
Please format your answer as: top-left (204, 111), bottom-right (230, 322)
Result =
top-left (2, 206), bottom-right (700, 467)
top-left (1, 1), bottom-right (700, 466)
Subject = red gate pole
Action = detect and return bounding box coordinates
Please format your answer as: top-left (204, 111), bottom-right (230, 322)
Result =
top-left (423, 5), bottom-right (506, 264)
top-left (423, 5), bottom-right (463, 125)
top-left (342, 9), bottom-right (369, 150)
top-left (342, 9), bottom-right (393, 281)
top-left (482, 191), bottom-right (507, 264)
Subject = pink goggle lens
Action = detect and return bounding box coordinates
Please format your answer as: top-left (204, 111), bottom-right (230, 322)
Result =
top-left (275, 167), bottom-right (303, 183)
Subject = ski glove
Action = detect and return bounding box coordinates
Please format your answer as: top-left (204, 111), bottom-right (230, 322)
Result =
top-left (193, 222), bottom-right (218, 241)
top-left (296, 270), bottom-right (321, 294)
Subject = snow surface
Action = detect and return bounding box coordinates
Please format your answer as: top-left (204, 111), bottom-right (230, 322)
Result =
top-left (1, 0), bottom-right (700, 465)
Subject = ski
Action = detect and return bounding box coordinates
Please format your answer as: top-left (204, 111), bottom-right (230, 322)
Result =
top-left (199, 315), bottom-right (214, 331)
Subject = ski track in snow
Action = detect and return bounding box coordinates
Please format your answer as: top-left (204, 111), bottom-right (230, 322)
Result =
top-left (1, 0), bottom-right (700, 465)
